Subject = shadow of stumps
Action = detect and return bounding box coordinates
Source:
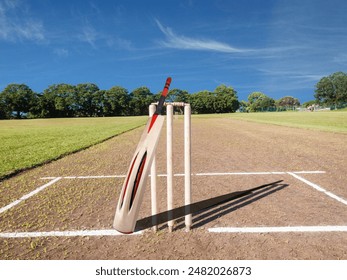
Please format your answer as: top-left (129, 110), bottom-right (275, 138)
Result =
top-left (135, 180), bottom-right (288, 232)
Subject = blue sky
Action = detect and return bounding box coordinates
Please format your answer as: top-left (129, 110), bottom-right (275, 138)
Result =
top-left (1, 0), bottom-right (346, 103)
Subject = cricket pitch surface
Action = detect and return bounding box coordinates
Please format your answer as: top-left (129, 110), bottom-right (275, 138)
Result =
top-left (1, 117), bottom-right (346, 259)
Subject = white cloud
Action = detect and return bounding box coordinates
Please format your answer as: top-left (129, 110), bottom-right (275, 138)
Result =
top-left (79, 24), bottom-right (98, 48)
top-left (155, 19), bottom-right (248, 53)
top-left (154, 19), bottom-right (301, 57)
top-left (0, 0), bottom-right (45, 42)
top-left (14, 19), bottom-right (45, 41)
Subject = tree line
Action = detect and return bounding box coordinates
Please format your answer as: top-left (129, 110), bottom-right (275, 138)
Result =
top-left (1, 71), bottom-right (346, 119)
top-left (241, 71), bottom-right (347, 112)
top-left (240, 93), bottom-right (300, 112)
top-left (0, 83), bottom-right (239, 119)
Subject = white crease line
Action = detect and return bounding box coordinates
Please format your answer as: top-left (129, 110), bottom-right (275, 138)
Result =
top-left (292, 171), bottom-right (326, 174)
top-left (41, 175), bottom-right (126, 179)
top-left (196, 172), bottom-right (285, 176)
top-left (196, 171), bottom-right (326, 176)
top-left (0, 229), bottom-right (142, 238)
top-left (0, 177), bottom-right (62, 215)
top-left (288, 172), bottom-right (347, 206)
top-left (208, 226), bottom-right (347, 233)
top-left (40, 171), bottom-right (326, 180)
top-left (76, 175), bottom-right (126, 179)
top-left (157, 173), bottom-right (185, 177)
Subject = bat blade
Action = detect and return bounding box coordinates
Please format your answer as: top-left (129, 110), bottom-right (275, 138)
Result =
top-left (113, 77), bottom-right (171, 234)
top-left (113, 116), bottom-right (165, 233)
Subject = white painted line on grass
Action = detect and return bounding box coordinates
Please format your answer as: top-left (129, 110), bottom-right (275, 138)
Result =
top-left (208, 226), bottom-right (347, 233)
top-left (288, 172), bottom-right (347, 206)
top-left (40, 171), bottom-right (326, 180)
top-left (0, 229), bottom-right (142, 238)
top-left (0, 177), bottom-right (62, 215)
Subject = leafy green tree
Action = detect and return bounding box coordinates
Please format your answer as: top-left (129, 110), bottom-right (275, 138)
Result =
top-left (276, 96), bottom-right (300, 110)
top-left (75, 83), bottom-right (100, 116)
top-left (103, 86), bottom-right (130, 116)
top-left (247, 92), bottom-right (275, 112)
top-left (238, 100), bottom-right (248, 112)
top-left (130, 87), bottom-right (154, 115)
top-left (0, 84), bottom-right (37, 118)
top-left (92, 90), bottom-right (106, 116)
top-left (189, 85), bottom-right (239, 114)
top-left (165, 88), bottom-right (190, 103)
top-left (0, 97), bottom-right (9, 119)
top-left (315, 72), bottom-right (347, 108)
top-left (248, 92), bottom-right (265, 106)
top-left (213, 84), bottom-right (239, 113)
top-left (190, 90), bottom-right (214, 114)
top-left (27, 93), bottom-right (44, 118)
top-left (41, 84), bottom-right (76, 117)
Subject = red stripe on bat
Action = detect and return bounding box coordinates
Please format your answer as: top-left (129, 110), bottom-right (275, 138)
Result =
top-left (147, 114), bottom-right (158, 133)
top-left (120, 153), bottom-right (138, 208)
top-left (129, 152), bottom-right (147, 210)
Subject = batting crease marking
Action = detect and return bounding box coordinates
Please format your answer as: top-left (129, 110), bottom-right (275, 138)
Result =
top-left (287, 172), bottom-right (347, 206)
top-left (0, 177), bottom-right (62, 215)
top-left (208, 226), bottom-right (347, 233)
top-left (0, 229), bottom-right (142, 238)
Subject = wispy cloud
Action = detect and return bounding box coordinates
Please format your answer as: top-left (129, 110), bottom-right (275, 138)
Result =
top-left (155, 19), bottom-right (249, 53)
top-left (154, 19), bottom-right (302, 57)
top-left (258, 68), bottom-right (322, 80)
top-left (77, 20), bottom-right (133, 51)
top-left (0, 0), bottom-right (45, 42)
top-left (79, 23), bottom-right (98, 48)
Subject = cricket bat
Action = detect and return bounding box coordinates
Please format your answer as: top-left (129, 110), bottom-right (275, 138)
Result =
top-left (113, 77), bottom-right (172, 233)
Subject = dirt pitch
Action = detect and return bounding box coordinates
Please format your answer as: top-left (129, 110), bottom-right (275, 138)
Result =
top-left (0, 116), bottom-right (346, 260)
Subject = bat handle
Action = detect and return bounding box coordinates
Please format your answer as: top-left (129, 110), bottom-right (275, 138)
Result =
top-left (156, 77), bottom-right (172, 115)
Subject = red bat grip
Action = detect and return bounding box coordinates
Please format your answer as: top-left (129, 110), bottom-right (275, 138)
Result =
top-left (148, 77), bottom-right (172, 133)
top-left (161, 77), bottom-right (172, 97)
top-left (155, 77), bottom-right (172, 115)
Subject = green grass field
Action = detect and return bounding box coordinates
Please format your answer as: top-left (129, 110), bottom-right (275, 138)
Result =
top-left (0, 116), bottom-right (147, 179)
top-left (227, 110), bottom-right (347, 133)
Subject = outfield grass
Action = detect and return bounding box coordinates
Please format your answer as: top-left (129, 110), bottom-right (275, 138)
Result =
top-left (228, 110), bottom-right (347, 133)
top-left (0, 116), bottom-right (147, 179)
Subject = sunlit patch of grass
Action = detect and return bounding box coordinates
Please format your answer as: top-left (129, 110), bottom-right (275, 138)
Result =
top-left (193, 111), bottom-right (347, 133)
top-left (0, 116), bottom-right (147, 178)
top-left (229, 111), bottom-right (347, 133)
